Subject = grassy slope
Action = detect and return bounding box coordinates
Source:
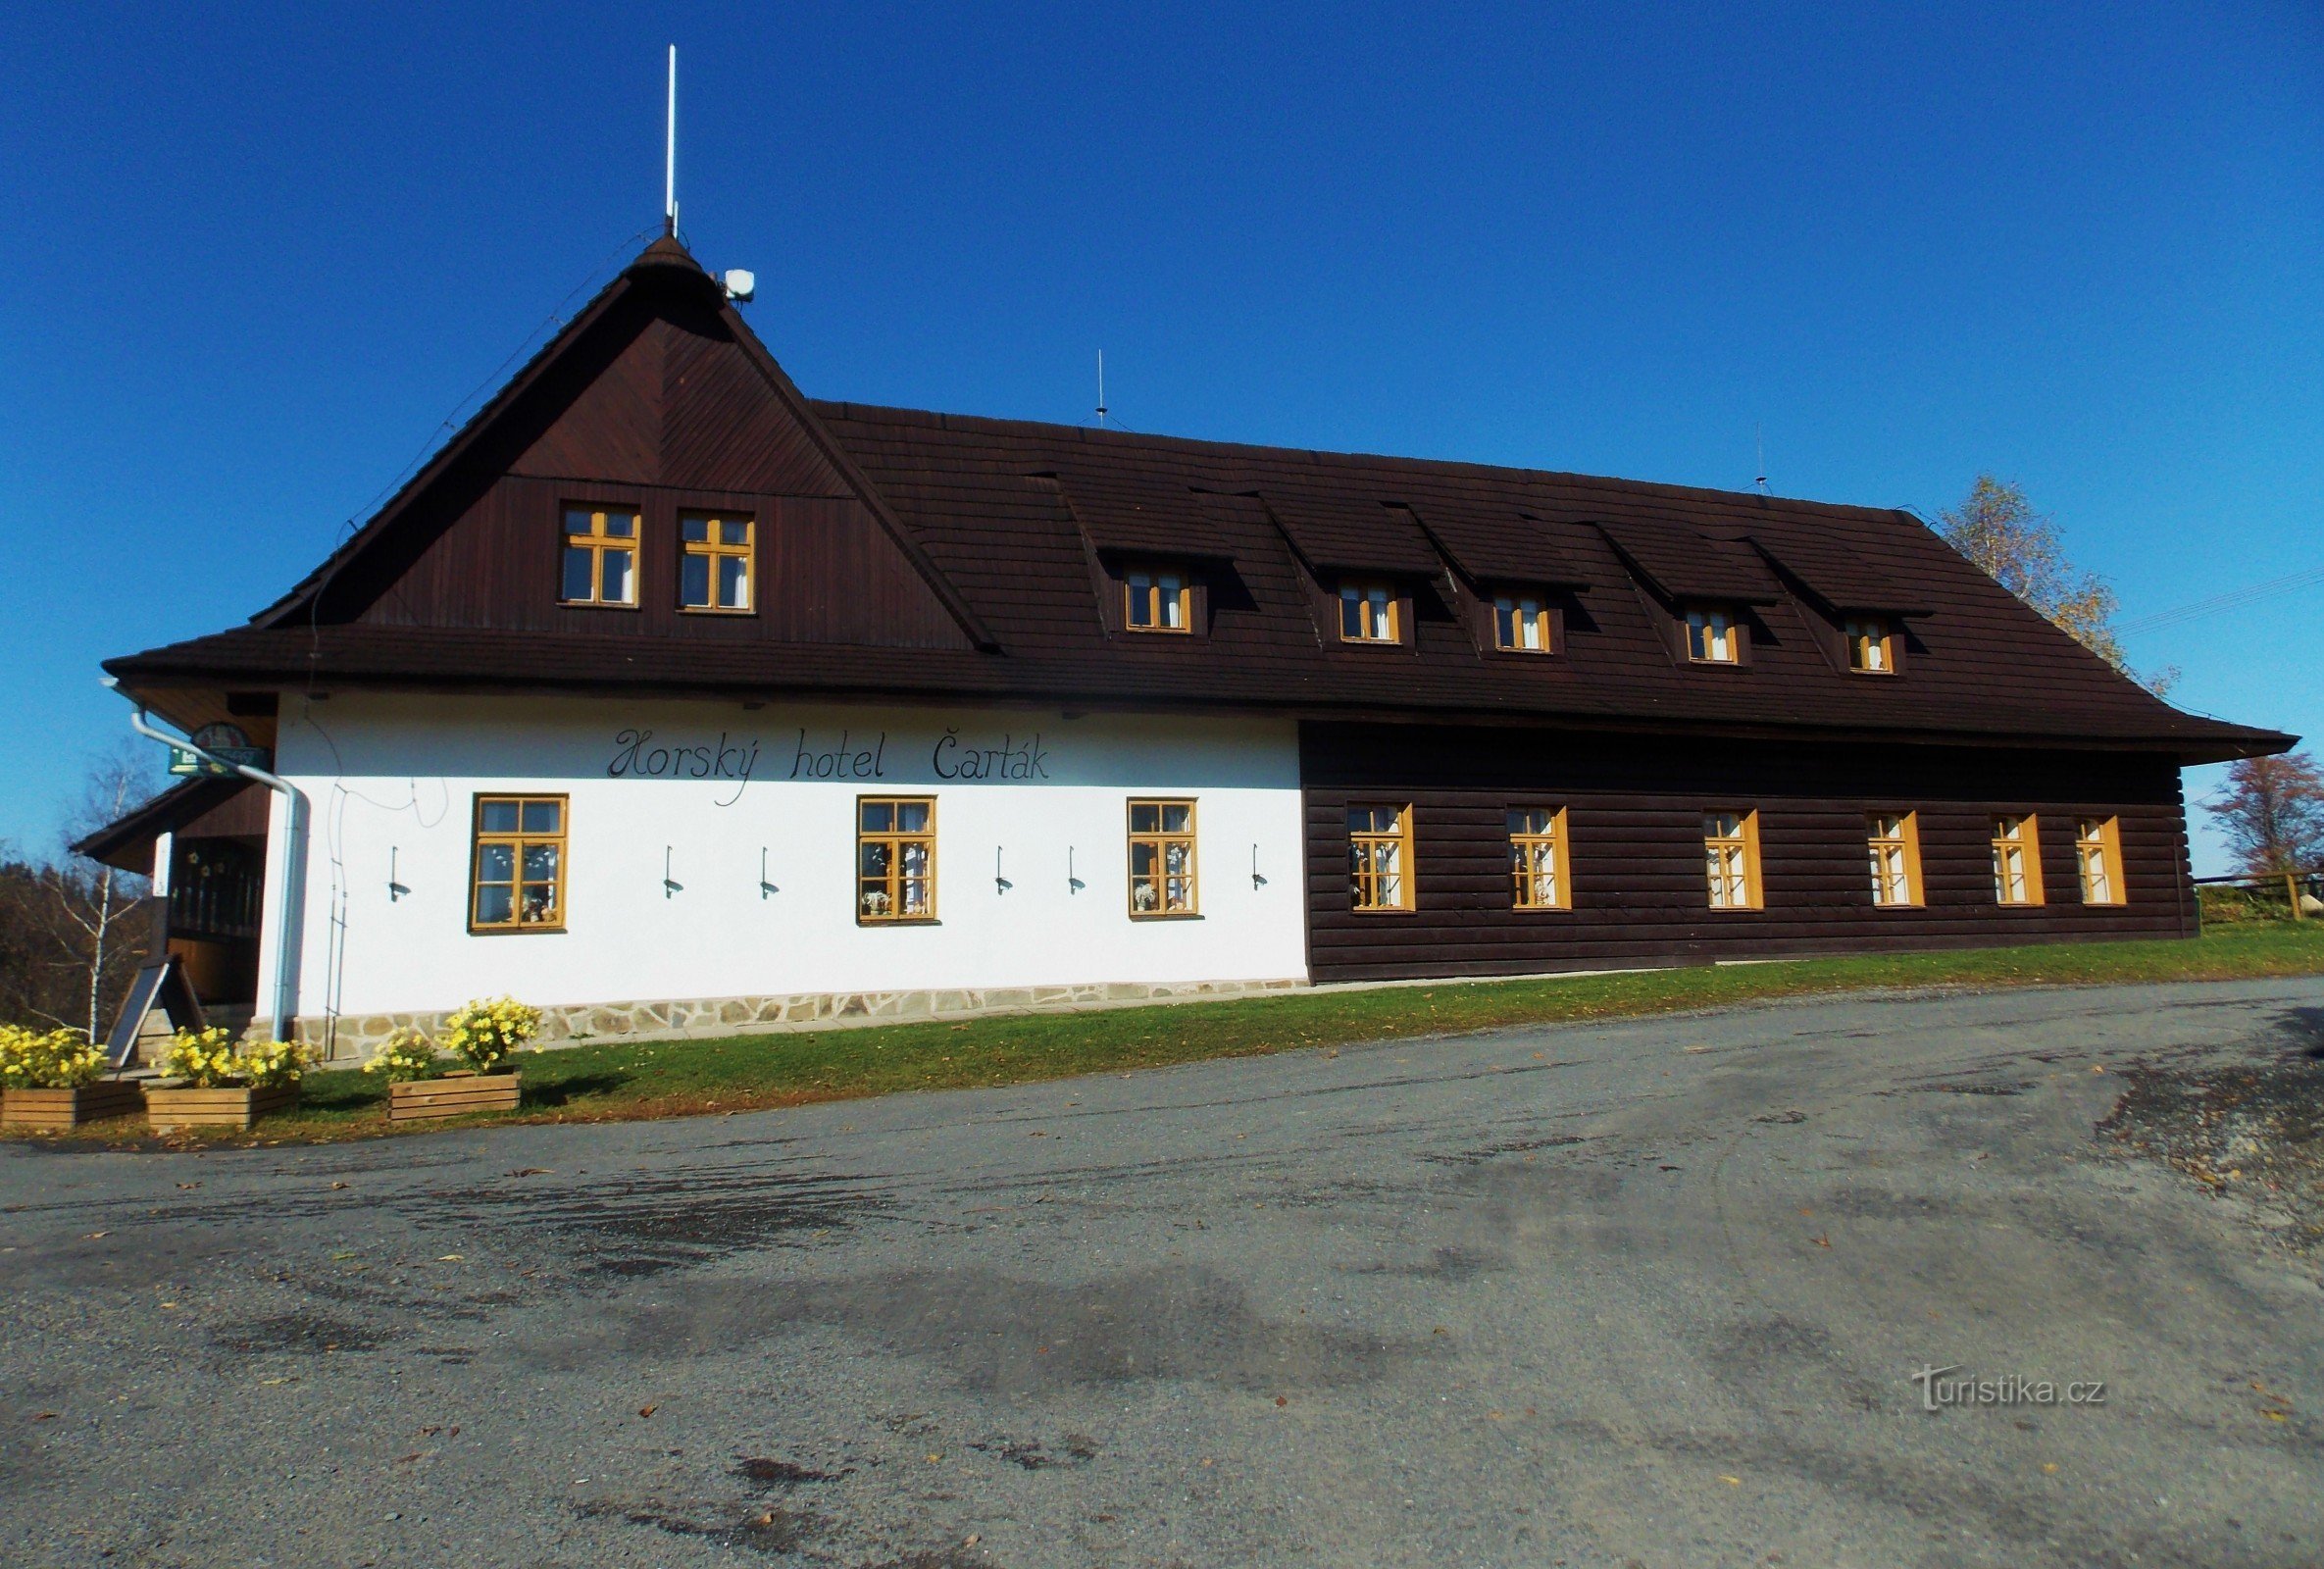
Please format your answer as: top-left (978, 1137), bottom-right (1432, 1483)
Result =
top-left (22, 924), bottom-right (2324, 1145)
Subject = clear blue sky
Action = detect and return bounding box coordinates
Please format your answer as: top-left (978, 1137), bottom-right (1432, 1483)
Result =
top-left (3, 3), bottom-right (2317, 873)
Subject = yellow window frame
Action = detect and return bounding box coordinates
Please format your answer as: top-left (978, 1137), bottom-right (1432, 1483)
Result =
top-left (1686, 606), bottom-right (1740, 664)
top-left (1339, 582), bottom-right (1401, 644)
top-left (1866, 811), bottom-right (1923, 907)
top-left (2076, 816), bottom-right (2125, 905)
top-left (857, 796), bottom-right (937, 924)
top-left (560, 506), bottom-right (640, 607)
top-left (1492, 593), bottom-right (1554, 654)
top-left (1348, 804), bottom-right (1415, 912)
top-left (1845, 617), bottom-right (1895, 674)
top-left (1124, 569), bottom-right (1193, 634)
top-left (1704, 808), bottom-right (1762, 910)
top-left (1127, 798), bottom-right (1198, 916)
top-left (1507, 806), bottom-right (1571, 910)
top-left (1992, 814), bottom-right (2046, 906)
top-left (470, 793), bottom-right (568, 934)
top-left (680, 512), bottom-right (755, 613)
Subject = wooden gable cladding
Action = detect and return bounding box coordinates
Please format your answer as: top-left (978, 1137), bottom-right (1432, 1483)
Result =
top-left (349, 475), bottom-right (973, 648)
top-left (500, 281), bottom-right (850, 496)
top-left (251, 237), bottom-right (985, 653)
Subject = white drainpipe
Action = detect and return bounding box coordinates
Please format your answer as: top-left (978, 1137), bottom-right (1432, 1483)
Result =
top-left (104, 678), bottom-right (306, 1039)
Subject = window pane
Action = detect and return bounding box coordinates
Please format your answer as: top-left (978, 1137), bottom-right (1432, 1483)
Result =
top-left (682, 517), bottom-right (709, 543)
top-left (474, 885), bottom-right (514, 925)
top-left (719, 519), bottom-right (749, 546)
top-left (520, 883), bottom-right (557, 923)
top-left (601, 548), bottom-right (632, 603)
top-left (1493, 602), bottom-right (1516, 647)
top-left (604, 512), bottom-right (636, 538)
top-left (860, 801), bottom-right (894, 833)
top-left (681, 553), bottom-right (711, 607)
top-left (563, 508), bottom-right (594, 535)
top-left (896, 800), bottom-right (931, 833)
top-left (860, 840), bottom-right (893, 878)
top-left (521, 799), bottom-right (561, 833)
top-left (718, 554), bottom-right (750, 609)
top-left (477, 842), bottom-right (516, 881)
top-left (562, 547), bottom-right (594, 602)
top-left (522, 843), bottom-right (560, 882)
top-left (1161, 804), bottom-right (1191, 833)
top-left (1130, 804), bottom-right (1159, 834)
top-left (480, 801), bottom-right (521, 834)
top-left (1162, 586), bottom-right (1184, 629)
top-left (1339, 591), bottom-right (1364, 639)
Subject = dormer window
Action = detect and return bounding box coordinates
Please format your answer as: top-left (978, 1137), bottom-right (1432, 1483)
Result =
top-left (1125, 567), bottom-right (1191, 633)
top-left (1686, 606), bottom-right (1739, 664)
top-left (1492, 592), bottom-right (1554, 653)
top-left (1339, 582), bottom-right (1400, 644)
top-left (561, 506), bottom-right (639, 606)
top-left (1845, 617), bottom-right (1895, 673)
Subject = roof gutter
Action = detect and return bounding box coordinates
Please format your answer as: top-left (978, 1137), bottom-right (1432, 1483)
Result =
top-left (103, 677), bottom-right (305, 1039)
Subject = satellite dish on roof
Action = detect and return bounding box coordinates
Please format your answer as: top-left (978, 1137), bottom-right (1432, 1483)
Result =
top-left (723, 269), bottom-right (756, 303)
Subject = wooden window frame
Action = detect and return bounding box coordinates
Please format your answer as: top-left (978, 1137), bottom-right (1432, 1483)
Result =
top-left (1123, 566), bottom-right (1194, 635)
top-left (1703, 808), bottom-right (1762, 911)
top-left (469, 793), bottom-right (568, 934)
top-left (1685, 605), bottom-right (1742, 665)
top-left (1126, 798), bottom-right (1199, 917)
top-left (1490, 591), bottom-right (1556, 655)
top-left (1866, 810), bottom-right (1923, 908)
top-left (1338, 582), bottom-right (1402, 645)
top-left (2076, 816), bottom-right (2126, 906)
top-left (559, 505), bottom-right (641, 609)
top-left (1845, 617), bottom-right (1896, 675)
top-left (679, 511), bottom-right (756, 615)
top-left (857, 796), bottom-right (937, 925)
top-left (1991, 814), bottom-right (2046, 907)
top-left (1507, 806), bottom-right (1572, 911)
top-left (1348, 803), bottom-right (1416, 913)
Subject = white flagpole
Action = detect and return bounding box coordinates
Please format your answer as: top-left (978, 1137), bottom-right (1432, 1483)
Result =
top-left (665, 45), bottom-right (678, 233)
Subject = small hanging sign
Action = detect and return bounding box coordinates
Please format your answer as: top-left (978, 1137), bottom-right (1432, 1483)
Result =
top-left (168, 722), bottom-right (270, 778)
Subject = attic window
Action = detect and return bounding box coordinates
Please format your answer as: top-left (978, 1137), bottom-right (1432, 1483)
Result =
top-left (1686, 606), bottom-right (1740, 664)
top-left (1845, 617), bottom-right (1895, 673)
top-left (561, 507), bottom-right (639, 607)
top-left (1339, 582), bottom-right (1400, 644)
top-left (1125, 567), bottom-right (1191, 633)
top-left (681, 514), bottom-right (754, 613)
top-left (1492, 593), bottom-right (1554, 654)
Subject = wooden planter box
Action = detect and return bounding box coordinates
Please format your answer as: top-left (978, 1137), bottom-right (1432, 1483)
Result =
top-left (145, 1085), bottom-right (299, 1133)
top-left (388, 1071), bottom-right (522, 1124)
top-left (2, 1081), bottom-right (145, 1129)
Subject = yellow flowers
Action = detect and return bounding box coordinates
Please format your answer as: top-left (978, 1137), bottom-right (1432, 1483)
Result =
top-left (440, 996), bottom-right (542, 1074)
top-left (363, 1028), bottom-right (443, 1084)
top-left (155, 1028), bottom-right (307, 1088)
top-left (363, 998), bottom-right (541, 1082)
top-left (0, 1025), bottom-right (106, 1089)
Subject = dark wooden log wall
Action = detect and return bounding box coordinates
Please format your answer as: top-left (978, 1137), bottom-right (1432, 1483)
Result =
top-left (1300, 723), bottom-right (2196, 982)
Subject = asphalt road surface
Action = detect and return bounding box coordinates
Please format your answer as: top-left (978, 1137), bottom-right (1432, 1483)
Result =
top-left (6, 979), bottom-right (2323, 1568)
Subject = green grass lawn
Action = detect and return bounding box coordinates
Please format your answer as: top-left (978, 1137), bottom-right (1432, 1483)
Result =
top-left (23, 921), bottom-right (2324, 1146)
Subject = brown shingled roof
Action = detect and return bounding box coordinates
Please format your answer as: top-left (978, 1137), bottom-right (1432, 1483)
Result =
top-left (101, 236), bottom-right (2292, 766)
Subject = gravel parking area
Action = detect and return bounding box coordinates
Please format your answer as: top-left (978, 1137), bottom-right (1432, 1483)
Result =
top-left (5, 979), bottom-right (2322, 1567)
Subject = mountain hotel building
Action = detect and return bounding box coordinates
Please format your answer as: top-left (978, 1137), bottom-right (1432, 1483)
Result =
top-left (83, 236), bottom-right (2292, 1059)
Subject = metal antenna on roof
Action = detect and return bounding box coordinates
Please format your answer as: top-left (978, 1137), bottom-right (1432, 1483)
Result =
top-left (1095, 350), bottom-right (1108, 426)
top-left (664, 45), bottom-right (679, 235)
top-left (1754, 423), bottom-right (1769, 494)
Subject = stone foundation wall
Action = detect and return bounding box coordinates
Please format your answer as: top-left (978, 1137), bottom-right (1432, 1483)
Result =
top-left (290, 976), bottom-right (1308, 1063)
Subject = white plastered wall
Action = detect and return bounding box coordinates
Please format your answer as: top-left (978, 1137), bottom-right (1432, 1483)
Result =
top-left (252, 692), bottom-right (1309, 1025)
